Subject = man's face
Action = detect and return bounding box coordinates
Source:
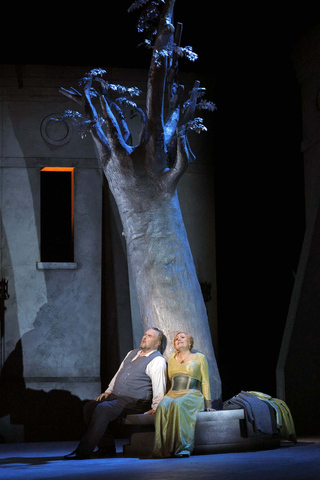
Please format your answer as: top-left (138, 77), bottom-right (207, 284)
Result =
top-left (140, 329), bottom-right (160, 352)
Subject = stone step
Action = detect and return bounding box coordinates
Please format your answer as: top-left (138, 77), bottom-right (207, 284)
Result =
top-left (122, 409), bottom-right (280, 457)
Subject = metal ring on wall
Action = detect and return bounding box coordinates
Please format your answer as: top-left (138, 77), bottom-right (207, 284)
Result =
top-left (40, 114), bottom-right (73, 146)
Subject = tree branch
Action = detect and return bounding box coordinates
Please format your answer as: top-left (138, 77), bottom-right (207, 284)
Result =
top-left (59, 87), bottom-right (83, 106)
top-left (129, 106), bottom-right (148, 145)
top-left (146, 0), bottom-right (176, 141)
top-left (162, 131), bottom-right (191, 189)
top-left (167, 22), bottom-right (183, 109)
top-left (111, 102), bottom-right (132, 145)
top-left (81, 76), bottom-right (99, 122)
top-left (99, 95), bottom-right (132, 155)
top-left (91, 124), bottom-right (112, 168)
top-left (59, 83), bottom-right (111, 165)
top-left (94, 77), bottom-right (132, 146)
top-left (164, 84), bottom-right (184, 148)
top-left (181, 80), bottom-right (201, 126)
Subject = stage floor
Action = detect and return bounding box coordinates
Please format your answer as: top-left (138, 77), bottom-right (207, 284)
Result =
top-left (0, 437), bottom-right (320, 480)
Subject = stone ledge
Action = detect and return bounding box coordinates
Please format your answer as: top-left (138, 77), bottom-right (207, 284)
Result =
top-left (36, 262), bottom-right (78, 270)
top-left (123, 409), bottom-right (281, 457)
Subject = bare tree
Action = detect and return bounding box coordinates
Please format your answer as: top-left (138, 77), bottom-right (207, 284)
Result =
top-left (60, 0), bottom-right (221, 406)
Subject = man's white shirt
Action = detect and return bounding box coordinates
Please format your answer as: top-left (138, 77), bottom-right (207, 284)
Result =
top-left (105, 350), bottom-right (167, 410)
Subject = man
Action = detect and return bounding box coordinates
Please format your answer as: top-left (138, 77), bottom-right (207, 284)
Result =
top-left (64, 327), bottom-right (166, 459)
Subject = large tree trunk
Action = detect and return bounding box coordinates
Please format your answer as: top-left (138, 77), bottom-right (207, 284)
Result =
top-left (104, 151), bottom-right (222, 406)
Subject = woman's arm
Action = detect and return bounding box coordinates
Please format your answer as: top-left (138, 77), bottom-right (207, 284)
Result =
top-left (200, 355), bottom-right (215, 411)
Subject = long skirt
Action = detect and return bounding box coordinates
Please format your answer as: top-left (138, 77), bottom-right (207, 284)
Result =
top-left (152, 389), bottom-right (204, 458)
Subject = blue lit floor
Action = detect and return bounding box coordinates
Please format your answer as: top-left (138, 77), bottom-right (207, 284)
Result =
top-left (1, 438), bottom-right (320, 480)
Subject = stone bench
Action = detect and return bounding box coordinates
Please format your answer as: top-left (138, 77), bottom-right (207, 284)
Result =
top-left (122, 409), bottom-right (281, 457)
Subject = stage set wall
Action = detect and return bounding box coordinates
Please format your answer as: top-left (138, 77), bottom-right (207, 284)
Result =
top-left (277, 24), bottom-right (320, 436)
top-left (0, 64), bottom-right (217, 442)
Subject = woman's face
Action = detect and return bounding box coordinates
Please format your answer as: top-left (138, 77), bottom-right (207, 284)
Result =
top-left (174, 333), bottom-right (189, 350)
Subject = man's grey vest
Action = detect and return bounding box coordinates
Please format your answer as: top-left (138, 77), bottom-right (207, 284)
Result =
top-left (112, 349), bottom-right (162, 399)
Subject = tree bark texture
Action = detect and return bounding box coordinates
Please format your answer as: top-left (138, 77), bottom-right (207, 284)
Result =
top-left (103, 148), bottom-right (221, 405)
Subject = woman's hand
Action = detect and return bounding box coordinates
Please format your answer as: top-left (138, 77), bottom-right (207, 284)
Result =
top-left (204, 399), bottom-right (215, 411)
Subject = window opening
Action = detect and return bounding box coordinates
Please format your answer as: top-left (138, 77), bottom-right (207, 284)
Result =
top-left (40, 167), bottom-right (74, 262)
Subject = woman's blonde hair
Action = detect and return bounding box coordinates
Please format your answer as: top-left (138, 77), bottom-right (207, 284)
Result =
top-left (174, 331), bottom-right (194, 350)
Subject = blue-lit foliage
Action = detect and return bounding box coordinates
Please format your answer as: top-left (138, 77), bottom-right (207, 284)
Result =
top-left (59, 0), bottom-right (216, 162)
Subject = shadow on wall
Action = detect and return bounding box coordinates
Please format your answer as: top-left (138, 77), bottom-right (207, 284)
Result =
top-left (0, 210), bottom-right (91, 443)
top-left (0, 334), bottom-right (88, 443)
top-left (0, 95), bottom-right (103, 444)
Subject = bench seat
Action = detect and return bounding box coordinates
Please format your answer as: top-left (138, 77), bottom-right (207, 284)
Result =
top-left (122, 409), bottom-right (281, 457)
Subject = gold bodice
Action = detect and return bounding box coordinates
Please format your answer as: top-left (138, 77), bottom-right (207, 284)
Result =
top-left (168, 352), bottom-right (211, 401)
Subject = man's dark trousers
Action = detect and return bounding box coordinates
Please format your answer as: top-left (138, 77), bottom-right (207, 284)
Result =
top-left (77, 394), bottom-right (151, 455)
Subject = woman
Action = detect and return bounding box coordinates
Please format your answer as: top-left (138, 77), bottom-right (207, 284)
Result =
top-left (152, 332), bottom-right (214, 458)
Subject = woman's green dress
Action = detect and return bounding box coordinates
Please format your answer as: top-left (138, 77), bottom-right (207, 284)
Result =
top-left (152, 352), bottom-right (211, 458)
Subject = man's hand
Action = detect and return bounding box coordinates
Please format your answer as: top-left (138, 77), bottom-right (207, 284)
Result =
top-left (95, 392), bottom-right (109, 402)
top-left (144, 409), bottom-right (156, 415)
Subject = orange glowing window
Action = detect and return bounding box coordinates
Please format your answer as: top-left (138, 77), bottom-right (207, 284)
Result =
top-left (40, 167), bottom-right (74, 262)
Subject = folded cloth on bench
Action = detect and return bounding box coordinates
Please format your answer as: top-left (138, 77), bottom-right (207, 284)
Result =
top-left (223, 391), bottom-right (278, 437)
top-left (248, 391), bottom-right (296, 443)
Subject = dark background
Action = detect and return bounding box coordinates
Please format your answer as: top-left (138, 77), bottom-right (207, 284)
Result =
top-left (4, 2), bottom-right (319, 401)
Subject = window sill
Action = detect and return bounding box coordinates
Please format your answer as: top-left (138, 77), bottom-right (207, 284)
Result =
top-left (36, 262), bottom-right (78, 270)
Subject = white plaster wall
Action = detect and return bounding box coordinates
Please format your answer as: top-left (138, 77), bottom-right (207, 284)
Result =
top-left (0, 65), bottom-right (103, 402)
top-left (1, 165), bottom-right (102, 379)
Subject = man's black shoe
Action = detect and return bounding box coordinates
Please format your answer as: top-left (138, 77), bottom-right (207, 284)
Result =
top-left (63, 451), bottom-right (91, 460)
top-left (91, 449), bottom-right (117, 459)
